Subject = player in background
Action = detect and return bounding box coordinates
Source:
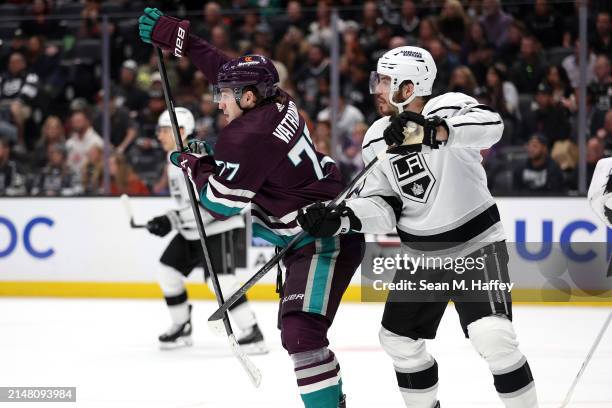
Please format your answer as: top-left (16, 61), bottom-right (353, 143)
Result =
top-left (147, 107), bottom-right (266, 353)
top-left (298, 46), bottom-right (538, 407)
top-left (588, 157), bottom-right (612, 228)
top-left (139, 9), bottom-right (364, 408)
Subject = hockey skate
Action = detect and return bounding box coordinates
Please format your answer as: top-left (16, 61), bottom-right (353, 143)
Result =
top-left (158, 306), bottom-right (193, 350)
top-left (237, 324), bottom-right (268, 355)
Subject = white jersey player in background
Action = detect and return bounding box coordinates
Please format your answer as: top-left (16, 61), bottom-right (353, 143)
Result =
top-left (147, 107), bottom-right (266, 353)
top-left (588, 157), bottom-right (612, 228)
top-left (298, 47), bottom-right (538, 407)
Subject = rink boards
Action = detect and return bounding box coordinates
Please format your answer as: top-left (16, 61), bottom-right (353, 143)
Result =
top-left (0, 196), bottom-right (611, 303)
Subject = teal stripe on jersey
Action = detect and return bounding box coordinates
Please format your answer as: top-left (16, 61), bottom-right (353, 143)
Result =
top-left (307, 237), bottom-right (337, 314)
top-left (252, 224), bottom-right (314, 249)
top-left (200, 187), bottom-right (242, 217)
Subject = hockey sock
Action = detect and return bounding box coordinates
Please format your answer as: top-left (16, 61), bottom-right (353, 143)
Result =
top-left (292, 348), bottom-right (343, 408)
top-left (379, 327), bottom-right (439, 407)
top-left (165, 290), bottom-right (190, 325)
top-left (158, 265), bottom-right (190, 325)
top-left (468, 316), bottom-right (538, 407)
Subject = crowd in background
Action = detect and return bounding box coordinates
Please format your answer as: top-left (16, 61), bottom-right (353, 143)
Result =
top-left (0, 0), bottom-right (610, 198)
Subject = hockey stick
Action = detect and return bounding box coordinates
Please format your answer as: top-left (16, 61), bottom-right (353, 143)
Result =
top-left (120, 194), bottom-right (147, 228)
top-left (155, 47), bottom-right (261, 388)
top-left (208, 148), bottom-right (389, 333)
top-left (559, 310), bottom-right (612, 407)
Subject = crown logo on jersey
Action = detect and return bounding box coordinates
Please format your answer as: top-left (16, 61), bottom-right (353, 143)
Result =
top-left (390, 153), bottom-right (436, 203)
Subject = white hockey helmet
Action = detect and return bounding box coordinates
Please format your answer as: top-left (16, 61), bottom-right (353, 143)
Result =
top-left (157, 107), bottom-right (195, 137)
top-left (370, 46), bottom-right (437, 110)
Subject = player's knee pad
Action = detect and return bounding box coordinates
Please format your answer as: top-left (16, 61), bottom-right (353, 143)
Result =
top-left (379, 326), bottom-right (432, 371)
top-left (468, 315), bottom-right (523, 371)
top-left (205, 274), bottom-right (246, 306)
top-left (157, 264), bottom-right (186, 297)
top-left (281, 312), bottom-right (330, 355)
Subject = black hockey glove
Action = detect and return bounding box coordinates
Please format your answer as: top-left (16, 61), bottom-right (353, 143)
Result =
top-left (297, 202), bottom-right (361, 238)
top-left (147, 215), bottom-right (172, 237)
top-left (383, 111), bottom-right (447, 154)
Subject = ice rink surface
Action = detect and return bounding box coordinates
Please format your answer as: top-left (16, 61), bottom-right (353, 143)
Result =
top-left (0, 298), bottom-right (610, 408)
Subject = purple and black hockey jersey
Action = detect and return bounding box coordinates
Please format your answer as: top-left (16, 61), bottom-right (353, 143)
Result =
top-left (187, 36), bottom-right (344, 247)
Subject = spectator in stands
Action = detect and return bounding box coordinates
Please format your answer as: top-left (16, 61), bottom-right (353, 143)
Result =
top-left (195, 93), bottom-right (219, 146)
top-left (0, 136), bottom-right (26, 196)
top-left (274, 26), bottom-right (308, 76)
top-left (79, 0), bottom-right (102, 38)
top-left (587, 137), bottom-right (606, 185)
top-left (108, 153), bottom-right (149, 196)
top-left (337, 122), bottom-right (367, 185)
top-left (81, 145), bottom-right (104, 195)
top-left (31, 143), bottom-right (82, 196)
top-left (316, 95), bottom-right (365, 141)
top-left (210, 25), bottom-right (238, 59)
top-left (117, 60), bottom-right (149, 115)
top-left (194, 2), bottom-right (223, 41)
top-left (0, 51), bottom-right (41, 150)
top-left (271, 1), bottom-right (308, 39)
top-left (484, 63), bottom-right (519, 120)
top-left (307, 1), bottom-right (338, 48)
top-left (461, 21), bottom-right (495, 84)
top-left (93, 90), bottom-right (137, 155)
top-left (66, 110), bottom-right (103, 178)
top-left (524, 82), bottom-right (571, 146)
top-left (545, 65), bottom-right (573, 105)
top-left (479, 0), bottom-right (513, 48)
top-left (593, 11), bottom-right (610, 56)
top-left (513, 134), bottom-right (563, 193)
top-left (594, 110), bottom-right (612, 151)
top-left (449, 66), bottom-right (478, 96)
top-left (417, 17), bottom-right (439, 49)
top-left (510, 35), bottom-right (547, 93)
top-left (395, 0), bottom-right (420, 44)
top-left (590, 55), bottom-right (611, 111)
top-left (359, 1), bottom-right (382, 53)
top-left (293, 43), bottom-right (329, 119)
top-left (496, 21), bottom-right (525, 68)
top-left (429, 38), bottom-right (457, 96)
top-left (31, 115), bottom-right (65, 170)
top-left (26, 36), bottom-right (61, 85)
top-left (562, 39), bottom-right (597, 89)
top-left (525, 0), bottom-right (563, 48)
top-left (550, 139), bottom-right (578, 190)
top-left (20, 0), bottom-right (62, 39)
top-left (438, 0), bottom-right (468, 55)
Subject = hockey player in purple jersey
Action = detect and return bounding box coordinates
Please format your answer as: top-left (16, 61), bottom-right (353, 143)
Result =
top-left (139, 8), bottom-right (364, 408)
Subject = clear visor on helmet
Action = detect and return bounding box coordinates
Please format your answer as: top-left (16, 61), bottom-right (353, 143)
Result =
top-left (369, 71), bottom-right (392, 94)
top-left (213, 86), bottom-right (245, 103)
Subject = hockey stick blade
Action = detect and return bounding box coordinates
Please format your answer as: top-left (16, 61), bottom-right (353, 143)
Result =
top-left (228, 334), bottom-right (262, 388)
top-left (207, 149), bottom-right (389, 328)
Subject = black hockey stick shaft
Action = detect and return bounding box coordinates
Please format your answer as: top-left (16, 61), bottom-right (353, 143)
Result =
top-left (208, 149), bottom-right (387, 324)
top-left (154, 47), bottom-right (233, 334)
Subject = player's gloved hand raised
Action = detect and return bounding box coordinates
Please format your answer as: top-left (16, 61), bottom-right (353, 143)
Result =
top-left (186, 139), bottom-right (214, 156)
top-left (383, 111), bottom-right (447, 154)
top-left (169, 151), bottom-right (216, 191)
top-left (138, 7), bottom-right (163, 44)
top-left (297, 202), bottom-right (359, 238)
top-left (147, 215), bottom-right (172, 237)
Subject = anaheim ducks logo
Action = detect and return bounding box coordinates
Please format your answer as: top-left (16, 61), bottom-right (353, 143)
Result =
top-left (390, 153), bottom-right (435, 203)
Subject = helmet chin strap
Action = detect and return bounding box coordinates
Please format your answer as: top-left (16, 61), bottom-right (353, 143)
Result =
top-left (389, 88), bottom-right (416, 113)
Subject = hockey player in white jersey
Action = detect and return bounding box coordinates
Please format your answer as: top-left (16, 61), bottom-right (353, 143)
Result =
top-left (588, 157), bottom-right (612, 228)
top-left (298, 46), bottom-right (538, 407)
top-left (148, 107), bottom-right (266, 353)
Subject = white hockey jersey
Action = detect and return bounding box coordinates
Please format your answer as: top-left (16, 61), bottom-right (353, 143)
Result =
top-left (346, 92), bottom-right (506, 255)
top-left (588, 157), bottom-right (612, 228)
top-left (166, 153), bottom-right (244, 240)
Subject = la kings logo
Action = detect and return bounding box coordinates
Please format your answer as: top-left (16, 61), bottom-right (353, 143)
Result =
top-left (390, 153), bottom-right (436, 203)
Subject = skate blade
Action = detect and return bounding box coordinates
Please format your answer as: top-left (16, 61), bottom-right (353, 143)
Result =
top-left (159, 336), bottom-right (194, 350)
top-left (239, 341), bottom-right (269, 356)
